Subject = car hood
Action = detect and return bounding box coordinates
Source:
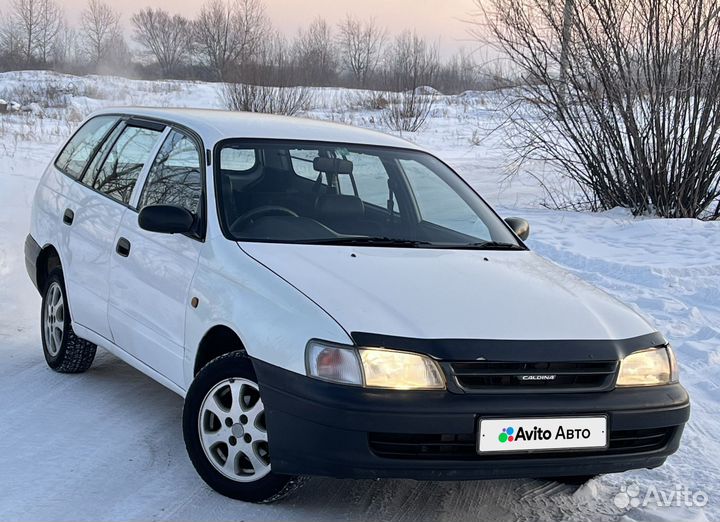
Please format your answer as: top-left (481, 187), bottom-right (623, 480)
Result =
top-left (239, 243), bottom-right (656, 342)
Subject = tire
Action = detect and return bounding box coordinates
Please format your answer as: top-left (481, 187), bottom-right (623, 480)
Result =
top-left (41, 268), bottom-right (97, 373)
top-left (183, 351), bottom-right (302, 503)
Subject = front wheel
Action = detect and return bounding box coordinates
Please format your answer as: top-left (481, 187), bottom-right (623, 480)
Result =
top-left (183, 351), bottom-right (302, 502)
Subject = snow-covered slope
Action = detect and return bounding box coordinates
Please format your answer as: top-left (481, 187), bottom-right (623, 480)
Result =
top-left (0, 71), bottom-right (717, 522)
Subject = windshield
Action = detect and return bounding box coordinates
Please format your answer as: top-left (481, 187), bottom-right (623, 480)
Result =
top-left (216, 139), bottom-right (522, 249)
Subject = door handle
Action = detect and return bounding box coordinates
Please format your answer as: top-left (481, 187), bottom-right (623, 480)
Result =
top-left (116, 237), bottom-right (131, 257)
top-left (63, 208), bottom-right (74, 225)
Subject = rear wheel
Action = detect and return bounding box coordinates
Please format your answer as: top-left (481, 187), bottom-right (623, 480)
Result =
top-left (41, 269), bottom-right (97, 373)
top-left (183, 351), bottom-right (303, 502)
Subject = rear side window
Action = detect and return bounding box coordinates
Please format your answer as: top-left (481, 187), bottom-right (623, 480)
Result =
top-left (220, 148), bottom-right (256, 171)
top-left (93, 126), bottom-right (162, 204)
top-left (80, 122), bottom-right (124, 187)
top-left (55, 116), bottom-right (118, 179)
top-left (139, 130), bottom-right (203, 215)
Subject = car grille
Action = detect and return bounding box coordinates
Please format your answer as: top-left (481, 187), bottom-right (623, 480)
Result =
top-left (447, 360), bottom-right (618, 393)
top-left (368, 427), bottom-right (675, 460)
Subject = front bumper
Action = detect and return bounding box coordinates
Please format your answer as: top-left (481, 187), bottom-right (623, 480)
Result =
top-left (254, 359), bottom-right (690, 480)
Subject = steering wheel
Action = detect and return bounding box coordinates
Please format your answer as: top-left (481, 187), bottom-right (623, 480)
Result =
top-left (230, 205), bottom-right (299, 232)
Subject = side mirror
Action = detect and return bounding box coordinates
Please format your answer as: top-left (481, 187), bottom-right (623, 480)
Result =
top-left (505, 217), bottom-right (530, 240)
top-left (138, 205), bottom-right (194, 234)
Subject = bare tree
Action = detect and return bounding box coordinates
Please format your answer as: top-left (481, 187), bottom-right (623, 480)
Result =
top-left (36, 0), bottom-right (62, 65)
top-left (131, 8), bottom-right (192, 77)
top-left (478, 0), bottom-right (720, 219)
top-left (233, 0), bottom-right (267, 67)
top-left (1, 0), bottom-right (70, 70)
top-left (435, 48), bottom-right (480, 93)
top-left (80, 0), bottom-right (120, 67)
top-left (336, 15), bottom-right (386, 87)
top-left (0, 16), bottom-right (24, 67)
top-left (386, 30), bottom-right (439, 92)
top-left (101, 31), bottom-right (132, 74)
top-left (5, 0), bottom-right (63, 67)
top-left (52, 20), bottom-right (78, 68)
top-left (193, 0), bottom-right (268, 81)
top-left (10, 0), bottom-right (35, 64)
top-left (193, 0), bottom-right (233, 79)
top-left (293, 16), bottom-right (336, 86)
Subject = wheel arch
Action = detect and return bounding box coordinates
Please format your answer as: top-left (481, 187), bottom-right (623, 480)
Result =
top-left (37, 244), bottom-right (62, 293)
top-left (194, 324), bottom-right (248, 376)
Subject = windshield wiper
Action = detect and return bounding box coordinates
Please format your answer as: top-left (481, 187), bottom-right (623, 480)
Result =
top-left (464, 240), bottom-right (525, 250)
top-left (297, 236), bottom-right (434, 248)
top-left (295, 237), bottom-right (524, 249)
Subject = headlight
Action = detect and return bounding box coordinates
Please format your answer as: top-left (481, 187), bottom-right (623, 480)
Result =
top-left (359, 347), bottom-right (445, 390)
top-left (617, 346), bottom-right (678, 387)
top-left (305, 341), bottom-right (445, 390)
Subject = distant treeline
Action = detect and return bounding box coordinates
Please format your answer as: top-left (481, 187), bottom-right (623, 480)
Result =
top-left (0, 0), bottom-right (513, 93)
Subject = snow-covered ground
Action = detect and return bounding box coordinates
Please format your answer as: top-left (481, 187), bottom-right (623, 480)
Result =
top-left (0, 71), bottom-right (717, 522)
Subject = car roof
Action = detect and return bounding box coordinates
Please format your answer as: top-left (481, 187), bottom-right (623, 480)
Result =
top-left (90, 107), bottom-right (422, 150)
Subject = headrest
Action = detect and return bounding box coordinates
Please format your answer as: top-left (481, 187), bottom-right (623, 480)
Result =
top-left (315, 194), bottom-right (365, 218)
top-left (313, 157), bottom-right (353, 174)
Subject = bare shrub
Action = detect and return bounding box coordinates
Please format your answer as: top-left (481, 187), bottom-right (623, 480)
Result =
top-left (221, 28), bottom-right (313, 116)
top-left (381, 90), bottom-right (436, 132)
top-left (478, 0), bottom-right (720, 219)
top-left (381, 31), bottom-right (438, 132)
top-left (0, 80), bottom-right (76, 108)
top-left (222, 83), bottom-right (311, 115)
top-left (351, 90), bottom-right (389, 110)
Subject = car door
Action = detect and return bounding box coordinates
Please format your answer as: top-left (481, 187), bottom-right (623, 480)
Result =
top-left (108, 128), bottom-right (205, 386)
top-left (47, 115), bottom-right (119, 339)
top-left (61, 118), bottom-right (164, 340)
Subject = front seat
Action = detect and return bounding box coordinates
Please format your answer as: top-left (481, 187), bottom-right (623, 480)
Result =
top-left (315, 194), bottom-right (380, 236)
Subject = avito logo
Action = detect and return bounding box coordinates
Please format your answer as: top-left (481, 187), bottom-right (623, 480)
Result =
top-left (498, 424), bottom-right (592, 443)
top-left (498, 426), bottom-right (515, 443)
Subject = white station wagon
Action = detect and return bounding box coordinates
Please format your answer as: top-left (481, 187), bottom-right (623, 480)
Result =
top-left (25, 108), bottom-right (689, 502)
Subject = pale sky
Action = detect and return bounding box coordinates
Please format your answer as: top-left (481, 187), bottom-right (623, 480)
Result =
top-left (39, 0), bottom-right (483, 57)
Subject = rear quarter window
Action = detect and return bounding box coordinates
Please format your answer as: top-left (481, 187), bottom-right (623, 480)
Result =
top-left (93, 125), bottom-right (163, 205)
top-left (55, 116), bottom-right (119, 179)
top-left (220, 148), bottom-right (256, 171)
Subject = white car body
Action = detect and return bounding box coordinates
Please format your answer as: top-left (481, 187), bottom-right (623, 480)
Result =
top-left (26, 108), bottom-right (688, 498)
top-left (27, 108), bottom-right (656, 394)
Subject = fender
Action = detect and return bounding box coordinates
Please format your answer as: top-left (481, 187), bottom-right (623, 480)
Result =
top-left (182, 238), bottom-right (352, 389)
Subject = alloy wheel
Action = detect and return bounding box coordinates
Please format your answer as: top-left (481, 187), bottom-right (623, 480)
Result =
top-left (44, 282), bottom-right (65, 357)
top-left (198, 378), bottom-right (271, 482)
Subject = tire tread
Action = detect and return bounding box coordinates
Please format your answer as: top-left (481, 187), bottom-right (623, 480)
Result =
top-left (42, 269), bottom-right (97, 374)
